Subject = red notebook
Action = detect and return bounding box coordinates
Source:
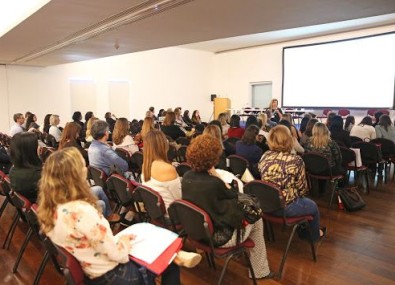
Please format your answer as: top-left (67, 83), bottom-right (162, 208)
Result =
top-left (129, 237), bottom-right (183, 275)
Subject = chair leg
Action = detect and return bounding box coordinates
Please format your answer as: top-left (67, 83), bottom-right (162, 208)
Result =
top-left (218, 254), bottom-right (235, 285)
top-left (306, 224), bottom-right (317, 262)
top-left (3, 212), bottom-right (20, 249)
top-left (0, 198), bottom-right (9, 218)
top-left (364, 170), bottom-right (370, 194)
top-left (12, 227), bottom-right (33, 272)
top-left (328, 180), bottom-right (338, 209)
top-left (278, 224), bottom-right (298, 279)
top-left (243, 251), bottom-right (257, 285)
top-left (33, 251), bottom-right (50, 285)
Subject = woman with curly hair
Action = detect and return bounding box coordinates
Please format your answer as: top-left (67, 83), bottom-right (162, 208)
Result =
top-left (112, 118), bottom-right (139, 155)
top-left (182, 134), bottom-right (273, 279)
top-left (37, 147), bottom-right (181, 285)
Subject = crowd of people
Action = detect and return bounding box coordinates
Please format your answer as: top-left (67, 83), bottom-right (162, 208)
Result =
top-left (1, 101), bottom-right (394, 284)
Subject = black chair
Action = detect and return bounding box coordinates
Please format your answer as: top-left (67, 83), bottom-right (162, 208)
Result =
top-left (130, 151), bottom-right (143, 182)
top-left (227, 154), bottom-right (249, 178)
top-left (349, 136), bottom-right (363, 144)
top-left (167, 144), bottom-right (178, 162)
top-left (168, 199), bottom-right (257, 285)
top-left (302, 152), bottom-right (344, 208)
top-left (39, 146), bottom-right (56, 163)
top-left (177, 145), bottom-right (188, 163)
top-left (106, 174), bottom-right (136, 214)
top-left (244, 180), bottom-right (316, 279)
top-left (339, 146), bottom-right (370, 193)
top-left (223, 137), bottom-right (239, 156)
top-left (0, 170), bottom-right (11, 218)
top-left (370, 138), bottom-right (395, 182)
top-left (44, 133), bottom-right (59, 149)
top-left (53, 243), bottom-right (86, 285)
top-left (175, 162), bottom-right (192, 177)
top-left (133, 185), bottom-right (175, 230)
top-left (176, 136), bottom-right (190, 146)
top-left (352, 141), bottom-right (386, 184)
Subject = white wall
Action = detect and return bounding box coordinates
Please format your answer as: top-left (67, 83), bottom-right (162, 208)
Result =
top-left (1, 24), bottom-right (394, 132)
top-left (0, 47), bottom-right (214, 132)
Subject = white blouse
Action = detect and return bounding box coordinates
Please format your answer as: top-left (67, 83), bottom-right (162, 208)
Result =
top-left (112, 135), bottom-right (139, 154)
top-left (350, 124), bottom-right (376, 141)
top-left (47, 201), bottom-right (130, 279)
top-left (49, 125), bottom-right (62, 142)
top-left (142, 176), bottom-right (182, 212)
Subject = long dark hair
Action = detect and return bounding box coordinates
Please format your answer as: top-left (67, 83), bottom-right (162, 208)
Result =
top-left (329, 115), bottom-right (344, 132)
top-left (229, 115), bottom-right (241, 128)
top-left (378, 114), bottom-right (392, 131)
top-left (359, 116), bottom-right (373, 126)
top-left (43, 114), bottom-right (52, 133)
top-left (10, 132), bottom-right (42, 168)
top-left (241, 125), bottom-right (259, 145)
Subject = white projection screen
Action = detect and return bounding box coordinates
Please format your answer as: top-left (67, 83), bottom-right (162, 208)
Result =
top-left (282, 32), bottom-right (395, 109)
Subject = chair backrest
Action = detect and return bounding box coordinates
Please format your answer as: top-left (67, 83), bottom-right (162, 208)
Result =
top-left (227, 154), bottom-right (249, 177)
top-left (106, 174), bottom-right (134, 205)
top-left (133, 185), bottom-right (167, 222)
top-left (39, 146), bottom-right (56, 163)
top-left (302, 152), bottom-right (332, 177)
top-left (351, 141), bottom-right (381, 164)
top-left (115, 148), bottom-right (133, 169)
top-left (338, 109), bottom-right (350, 117)
top-left (349, 136), bottom-right (363, 144)
top-left (45, 134), bottom-right (59, 149)
top-left (175, 162), bottom-right (192, 177)
top-left (223, 137), bottom-right (240, 156)
top-left (244, 180), bottom-right (284, 213)
top-left (176, 137), bottom-right (190, 146)
top-left (168, 199), bottom-right (214, 244)
top-left (88, 166), bottom-right (108, 189)
top-left (339, 146), bottom-right (356, 166)
top-left (0, 170), bottom-right (9, 197)
top-left (56, 246), bottom-right (86, 285)
top-left (167, 144), bottom-right (178, 162)
top-left (370, 138), bottom-right (395, 158)
top-left (177, 146), bottom-right (187, 163)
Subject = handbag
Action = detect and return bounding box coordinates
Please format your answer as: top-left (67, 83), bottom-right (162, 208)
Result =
top-left (337, 187), bottom-right (366, 211)
top-left (237, 193), bottom-right (262, 224)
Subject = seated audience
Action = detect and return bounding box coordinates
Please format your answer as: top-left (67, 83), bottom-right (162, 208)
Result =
top-left (344, 115), bottom-right (355, 132)
top-left (350, 116), bottom-right (376, 141)
top-left (375, 114), bottom-right (395, 143)
top-left (9, 113), bottom-right (25, 137)
top-left (373, 111), bottom-right (383, 127)
top-left (217, 112), bottom-right (230, 139)
top-left (88, 120), bottom-right (128, 176)
top-left (258, 125), bottom-right (326, 242)
top-left (49, 114), bottom-right (62, 142)
top-left (42, 114), bottom-right (52, 134)
top-left (9, 132), bottom-right (42, 203)
top-left (72, 111), bottom-right (84, 128)
top-left (183, 110), bottom-right (193, 126)
top-left (37, 148), bottom-right (182, 285)
top-left (182, 134), bottom-right (273, 279)
top-left (85, 116), bottom-right (98, 143)
top-left (112, 118), bottom-right (139, 155)
top-left (25, 113), bottom-right (40, 132)
top-left (105, 112), bottom-right (116, 132)
top-left (325, 112), bottom-right (336, 129)
top-left (59, 122), bottom-right (88, 165)
top-left (191, 110), bottom-right (202, 125)
top-left (300, 118), bottom-right (318, 146)
top-left (142, 130), bottom-right (181, 211)
top-left (282, 113), bottom-right (300, 141)
top-left (174, 108), bottom-right (188, 128)
top-left (161, 112), bottom-right (186, 140)
top-left (298, 114), bottom-right (312, 137)
top-left (203, 125), bottom-right (227, 170)
top-left (278, 120), bottom-right (304, 154)
top-left (236, 125), bottom-right (263, 178)
top-left (257, 113), bottom-right (271, 140)
top-left (228, 114), bottom-right (245, 139)
top-left (139, 116), bottom-right (155, 147)
top-left (329, 115), bottom-right (351, 147)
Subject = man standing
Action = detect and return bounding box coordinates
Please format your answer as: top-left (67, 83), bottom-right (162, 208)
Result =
top-left (88, 120), bottom-right (128, 176)
top-left (9, 113), bottom-right (25, 137)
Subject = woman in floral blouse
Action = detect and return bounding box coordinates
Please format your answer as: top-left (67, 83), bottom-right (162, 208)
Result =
top-left (258, 125), bottom-right (325, 242)
top-left (37, 147), bottom-right (180, 285)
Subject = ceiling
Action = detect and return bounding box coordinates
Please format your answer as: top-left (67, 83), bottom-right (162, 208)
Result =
top-left (1, 0), bottom-right (395, 66)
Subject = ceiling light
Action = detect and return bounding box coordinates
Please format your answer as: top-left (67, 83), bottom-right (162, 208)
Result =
top-left (0, 0), bottom-right (51, 38)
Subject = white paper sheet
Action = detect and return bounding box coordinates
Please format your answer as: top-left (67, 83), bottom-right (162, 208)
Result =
top-left (116, 223), bottom-right (178, 264)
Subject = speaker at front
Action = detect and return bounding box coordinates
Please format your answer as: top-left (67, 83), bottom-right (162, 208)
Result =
top-left (211, 94), bottom-right (217, 101)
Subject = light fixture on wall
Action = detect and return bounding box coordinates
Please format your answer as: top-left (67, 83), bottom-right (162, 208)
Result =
top-left (12, 0), bottom-right (195, 64)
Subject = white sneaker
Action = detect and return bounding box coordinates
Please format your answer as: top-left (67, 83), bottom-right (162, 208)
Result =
top-left (174, 250), bottom-right (202, 268)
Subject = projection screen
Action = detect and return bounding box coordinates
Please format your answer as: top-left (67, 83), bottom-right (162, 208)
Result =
top-left (282, 32), bottom-right (395, 109)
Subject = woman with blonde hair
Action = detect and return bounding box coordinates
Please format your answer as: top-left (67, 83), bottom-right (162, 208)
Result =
top-left (191, 110), bottom-right (202, 125)
top-left (268, 98), bottom-right (283, 123)
top-left (142, 130), bottom-right (181, 211)
top-left (85, 116), bottom-right (98, 142)
top-left (140, 116), bottom-right (155, 140)
top-left (217, 112), bottom-right (230, 139)
top-left (49, 114), bottom-right (62, 142)
top-left (112, 118), bottom-right (139, 155)
top-left (258, 125), bottom-right (326, 242)
top-left (37, 147), bottom-right (181, 285)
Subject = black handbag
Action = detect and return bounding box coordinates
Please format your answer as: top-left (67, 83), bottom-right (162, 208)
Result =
top-left (338, 187), bottom-right (366, 211)
top-left (237, 193), bottom-right (262, 224)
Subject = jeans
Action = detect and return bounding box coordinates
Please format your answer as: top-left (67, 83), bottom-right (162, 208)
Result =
top-left (91, 186), bottom-right (112, 218)
top-left (275, 197), bottom-right (321, 242)
top-left (85, 262), bottom-right (180, 285)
